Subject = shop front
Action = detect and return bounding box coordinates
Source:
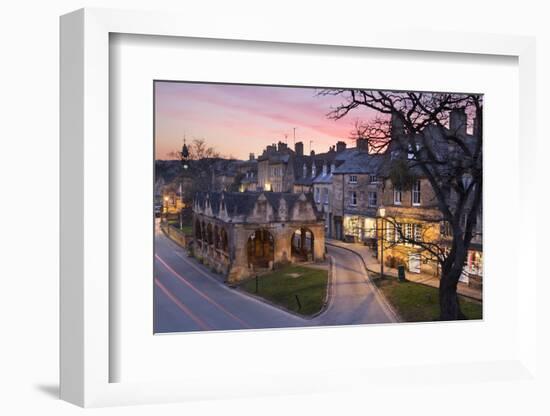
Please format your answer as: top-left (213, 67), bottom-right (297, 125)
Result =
top-left (343, 215), bottom-right (377, 245)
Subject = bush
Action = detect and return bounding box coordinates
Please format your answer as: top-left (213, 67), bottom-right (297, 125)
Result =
top-left (385, 255), bottom-right (407, 269)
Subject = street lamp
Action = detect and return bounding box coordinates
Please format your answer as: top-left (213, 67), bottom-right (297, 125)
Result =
top-left (163, 195), bottom-right (169, 220)
top-left (378, 205), bottom-right (386, 279)
top-left (180, 139), bottom-right (190, 230)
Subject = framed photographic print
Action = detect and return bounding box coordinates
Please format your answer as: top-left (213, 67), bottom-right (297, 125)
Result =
top-left (60, 8), bottom-right (538, 408)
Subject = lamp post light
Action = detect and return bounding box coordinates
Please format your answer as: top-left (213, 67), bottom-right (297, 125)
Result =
top-left (378, 205), bottom-right (386, 279)
top-left (163, 195), bottom-right (169, 221)
top-left (180, 138), bottom-right (190, 230)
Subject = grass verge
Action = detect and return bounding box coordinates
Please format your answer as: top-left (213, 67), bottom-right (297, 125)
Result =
top-left (373, 276), bottom-right (482, 322)
top-left (239, 265), bottom-right (328, 316)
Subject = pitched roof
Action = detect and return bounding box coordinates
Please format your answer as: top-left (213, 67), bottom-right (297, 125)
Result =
top-left (194, 191), bottom-right (322, 220)
top-left (332, 152), bottom-right (386, 174)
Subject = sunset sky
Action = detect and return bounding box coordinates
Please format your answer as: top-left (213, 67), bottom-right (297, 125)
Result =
top-left (154, 82), bottom-right (376, 160)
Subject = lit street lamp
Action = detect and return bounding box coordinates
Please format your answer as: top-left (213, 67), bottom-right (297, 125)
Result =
top-left (180, 138), bottom-right (190, 230)
top-left (378, 205), bottom-right (386, 279)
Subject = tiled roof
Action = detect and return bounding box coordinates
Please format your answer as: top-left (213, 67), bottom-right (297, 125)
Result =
top-left (332, 152), bottom-right (386, 174)
top-left (194, 191), bottom-right (322, 220)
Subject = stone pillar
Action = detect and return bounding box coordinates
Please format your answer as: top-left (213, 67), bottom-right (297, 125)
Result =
top-left (313, 225), bottom-right (326, 261)
top-left (227, 227), bottom-right (251, 283)
top-left (274, 227), bottom-right (292, 266)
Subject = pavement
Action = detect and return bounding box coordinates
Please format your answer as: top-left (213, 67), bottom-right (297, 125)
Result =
top-left (326, 239), bottom-right (482, 301)
top-left (155, 221), bottom-right (396, 333)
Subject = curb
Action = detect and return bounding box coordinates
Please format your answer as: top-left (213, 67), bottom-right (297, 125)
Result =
top-left (233, 263), bottom-right (333, 321)
top-left (326, 241), bottom-right (401, 323)
top-left (308, 255), bottom-right (334, 319)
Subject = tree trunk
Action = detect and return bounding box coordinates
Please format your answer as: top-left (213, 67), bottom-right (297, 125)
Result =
top-left (439, 266), bottom-right (467, 320)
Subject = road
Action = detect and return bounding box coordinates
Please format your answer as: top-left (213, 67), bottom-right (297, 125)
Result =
top-left (312, 245), bottom-right (396, 326)
top-left (154, 222), bottom-right (395, 333)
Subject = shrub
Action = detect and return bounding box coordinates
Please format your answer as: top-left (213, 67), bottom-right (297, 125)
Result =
top-left (385, 255), bottom-right (407, 269)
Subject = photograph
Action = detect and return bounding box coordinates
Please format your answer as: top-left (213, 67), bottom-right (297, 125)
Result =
top-left (153, 81), bottom-right (483, 333)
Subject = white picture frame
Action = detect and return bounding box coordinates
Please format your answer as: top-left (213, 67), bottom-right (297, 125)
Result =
top-left (60, 8), bottom-right (538, 407)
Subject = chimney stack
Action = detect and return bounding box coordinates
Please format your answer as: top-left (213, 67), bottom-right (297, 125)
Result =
top-left (336, 141), bottom-right (347, 153)
top-left (277, 141), bottom-right (288, 152)
top-left (356, 138), bottom-right (368, 151)
top-left (249, 153), bottom-right (255, 160)
top-left (450, 108), bottom-right (467, 136)
top-left (295, 141), bottom-right (304, 156)
top-left (391, 111), bottom-right (404, 139)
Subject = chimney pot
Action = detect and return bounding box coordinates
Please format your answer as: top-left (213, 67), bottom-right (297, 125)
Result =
top-left (295, 141), bottom-right (304, 156)
top-left (336, 141), bottom-right (347, 152)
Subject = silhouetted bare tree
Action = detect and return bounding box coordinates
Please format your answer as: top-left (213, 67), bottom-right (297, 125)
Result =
top-left (321, 90), bottom-right (482, 320)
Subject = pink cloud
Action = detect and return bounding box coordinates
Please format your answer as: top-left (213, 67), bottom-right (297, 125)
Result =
top-left (155, 81), bottom-right (377, 159)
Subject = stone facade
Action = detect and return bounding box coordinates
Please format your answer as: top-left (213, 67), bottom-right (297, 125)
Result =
top-left (192, 191), bottom-right (326, 283)
top-left (330, 152), bottom-right (385, 242)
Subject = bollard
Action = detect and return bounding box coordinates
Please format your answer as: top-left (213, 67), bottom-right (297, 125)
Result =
top-left (255, 275), bottom-right (258, 293)
top-left (397, 265), bottom-right (406, 282)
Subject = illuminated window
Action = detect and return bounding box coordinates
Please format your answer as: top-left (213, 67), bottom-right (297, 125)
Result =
top-left (414, 223), bottom-right (423, 242)
top-left (386, 223), bottom-right (395, 242)
top-left (404, 223), bottom-right (413, 242)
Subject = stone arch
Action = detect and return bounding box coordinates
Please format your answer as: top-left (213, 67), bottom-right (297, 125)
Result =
top-left (291, 227), bottom-right (315, 262)
top-left (214, 225), bottom-right (220, 249)
top-left (195, 218), bottom-right (202, 240)
top-left (206, 223), bottom-right (213, 245)
top-left (247, 228), bottom-right (274, 269)
top-left (220, 227), bottom-right (228, 253)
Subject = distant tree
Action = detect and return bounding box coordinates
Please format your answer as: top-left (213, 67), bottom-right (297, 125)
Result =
top-left (321, 90), bottom-right (482, 320)
top-left (162, 138), bottom-right (231, 216)
top-left (167, 138), bottom-right (221, 160)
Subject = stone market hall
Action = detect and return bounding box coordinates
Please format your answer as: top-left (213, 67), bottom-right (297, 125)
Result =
top-left (192, 191), bottom-right (326, 282)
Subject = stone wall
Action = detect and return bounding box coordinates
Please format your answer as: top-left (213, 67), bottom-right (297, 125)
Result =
top-left (161, 222), bottom-right (190, 248)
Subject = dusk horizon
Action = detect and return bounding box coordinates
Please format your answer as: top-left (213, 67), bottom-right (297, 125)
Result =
top-left (154, 81), bottom-right (376, 160)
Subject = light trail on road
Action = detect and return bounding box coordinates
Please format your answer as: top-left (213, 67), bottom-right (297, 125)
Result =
top-left (155, 253), bottom-right (252, 329)
top-left (154, 278), bottom-right (212, 331)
